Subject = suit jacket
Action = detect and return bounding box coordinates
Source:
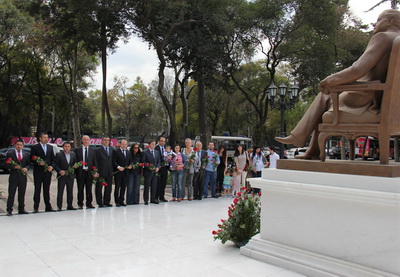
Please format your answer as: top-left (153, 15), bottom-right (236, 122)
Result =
top-left (95, 146), bottom-right (114, 177)
top-left (113, 148), bottom-right (132, 176)
top-left (55, 151), bottom-right (77, 179)
top-left (30, 143), bottom-right (55, 174)
top-left (194, 149), bottom-right (207, 172)
top-left (141, 148), bottom-right (160, 176)
top-left (74, 146), bottom-right (95, 177)
top-left (155, 145), bottom-right (165, 162)
top-left (6, 150), bottom-right (31, 176)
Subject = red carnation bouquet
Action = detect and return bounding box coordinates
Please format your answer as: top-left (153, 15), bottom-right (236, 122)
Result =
top-left (31, 155), bottom-right (49, 172)
top-left (6, 158), bottom-right (29, 177)
top-left (91, 166), bottom-right (106, 186)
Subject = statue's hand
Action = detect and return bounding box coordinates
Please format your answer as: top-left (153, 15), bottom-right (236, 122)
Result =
top-left (319, 79), bottom-right (330, 95)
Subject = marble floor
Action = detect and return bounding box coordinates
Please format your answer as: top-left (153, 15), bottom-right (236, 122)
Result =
top-left (0, 198), bottom-right (305, 277)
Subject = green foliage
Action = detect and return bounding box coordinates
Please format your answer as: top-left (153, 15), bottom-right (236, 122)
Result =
top-left (213, 187), bottom-right (261, 246)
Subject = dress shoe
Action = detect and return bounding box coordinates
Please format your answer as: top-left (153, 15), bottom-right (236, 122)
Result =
top-left (57, 208), bottom-right (62, 212)
top-left (188, 198), bottom-right (193, 201)
top-left (86, 205), bottom-right (95, 209)
top-left (6, 211), bottom-right (12, 216)
top-left (145, 202), bottom-right (149, 205)
top-left (67, 206), bottom-right (77, 210)
top-left (18, 210), bottom-right (29, 214)
top-left (120, 202), bottom-right (127, 206)
top-left (197, 197), bottom-right (202, 200)
top-left (105, 204), bottom-right (113, 207)
top-left (177, 198), bottom-right (183, 202)
top-left (212, 195), bottom-right (219, 198)
top-left (116, 204), bottom-right (121, 207)
top-left (275, 134), bottom-right (305, 147)
top-left (98, 204), bottom-right (104, 208)
top-left (160, 199), bottom-right (168, 202)
top-left (151, 200), bottom-right (159, 204)
top-left (78, 206), bottom-right (83, 209)
top-left (203, 196), bottom-right (208, 199)
top-left (33, 209), bottom-right (39, 213)
top-left (46, 208), bottom-right (56, 212)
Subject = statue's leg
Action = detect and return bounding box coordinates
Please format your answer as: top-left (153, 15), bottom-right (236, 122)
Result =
top-left (295, 130), bottom-right (321, 159)
top-left (275, 93), bottom-right (330, 147)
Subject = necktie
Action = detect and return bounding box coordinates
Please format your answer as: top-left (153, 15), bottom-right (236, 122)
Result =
top-left (17, 151), bottom-right (22, 163)
top-left (43, 144), bottom-right (47, 155)
top-left (123, 150), bottom-right (126, 158)
top-left (106, 147), bottom-right (108, 155)
top-left (84, 147), bottom-right (88, 163)
top-left (151, 150), bottom-right (154, 158)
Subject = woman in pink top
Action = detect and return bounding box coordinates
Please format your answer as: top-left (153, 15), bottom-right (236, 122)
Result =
top-left (170, 145), bottom-right (187, 202)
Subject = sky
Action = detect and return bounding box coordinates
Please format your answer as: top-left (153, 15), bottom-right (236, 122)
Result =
top-left (88, 0), bottom-right (393, 91)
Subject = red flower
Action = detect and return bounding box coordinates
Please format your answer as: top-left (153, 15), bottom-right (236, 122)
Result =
top-left (6, 158), bottom-right (12, 164)
top-left (221, 219), bottom-right (225, 223)
top-left (146, 145), bottom-right (150, 149)
top-left (193, 148), bottom-right (198, 152)
top-left (205, 155), bottom-right (210, 158)
top-left (102, 182), bottom-right (108, 186)
top-left (91, 166), bottom-right (97, 170)
top-left (258, 192), bottom-right (262, 196)
top-left (139, 163), bottom-right (144, 167)
top-left (233, 198), bottom-right (239, 204)
top-left (237, 192), bottom-right (242, 197)
top-left (212, 230), bottom-right (218, 235)
top-left (146, 163), bottom-right (150, 166)
top-left (213, 150), bottom-right (218, 153)
top-left (81, 161), bottom-right (87, 165)
top-left (31, 155), bottom-right (37, 160)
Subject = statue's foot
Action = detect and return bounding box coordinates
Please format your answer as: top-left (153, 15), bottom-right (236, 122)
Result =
top-left (295, 153), bottom-right (320, 160)
top-left (275, 134), bottom-right (305, 147)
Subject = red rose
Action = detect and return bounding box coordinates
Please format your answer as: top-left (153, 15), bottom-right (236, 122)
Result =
top-left (258, 192), bottom-right (262, 196)
top-left (213, 150), bottom-right (218, 153)
top-left (205, 155), bottom-right (210, 158)
top-left (221, 219), bottom-right (225, 222)
top-left (32, 155), bottom-right (37, 160)
top-left (146, 145), bottom-right (150, 149)
top-left (212, 230), bottom-right (218, 235)
top-left (146, 163), bottom-right (150, 166)
top-left (237, 192), bottom-right (241, 197)
top-left (6, 158), bottom-right (12, 164)
top-left (81, 161), bottom-right (87, 165)
top-left (102, 182), bottom-right (108, 186)
top-left (193, 148), bottom-right (198, 152)
top-left (241, 187), bottom-right (246, 191)
top-left (139, 163), bottom-right (144, 167)
top-left (233, 198), bottom-right (239, 204)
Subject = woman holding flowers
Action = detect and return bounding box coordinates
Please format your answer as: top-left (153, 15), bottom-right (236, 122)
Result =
top-left (127, 143), bottom-right (142, 205)
top-left (181, 138), bottom-right (199, 201)
top-left (170, 145), bottom-right (187, 202)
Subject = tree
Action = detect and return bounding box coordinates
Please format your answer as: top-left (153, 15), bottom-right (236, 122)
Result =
top-left (367, 0), bottom-right (399, 11)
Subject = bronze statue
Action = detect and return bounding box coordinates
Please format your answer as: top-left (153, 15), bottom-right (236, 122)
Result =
top-left (276, 9), bottom-right (400, 159)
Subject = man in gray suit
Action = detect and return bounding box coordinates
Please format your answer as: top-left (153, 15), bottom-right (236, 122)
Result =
top-left (141, 140), bottom-right (161, 205)
top-left (55, 142), bottom-right (77, 211)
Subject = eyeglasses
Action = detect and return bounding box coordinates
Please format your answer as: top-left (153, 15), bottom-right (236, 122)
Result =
top-left (133, 147), bottom-right (139, 149)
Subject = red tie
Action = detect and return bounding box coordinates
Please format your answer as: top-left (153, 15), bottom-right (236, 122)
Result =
top-left (17, 151), bottom-right (22, 163)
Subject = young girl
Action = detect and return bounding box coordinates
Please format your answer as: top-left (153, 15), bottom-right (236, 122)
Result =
top-left (222, 169), bottom-right (233, 197)
top-left (231, 170), bottom-right (240, 197)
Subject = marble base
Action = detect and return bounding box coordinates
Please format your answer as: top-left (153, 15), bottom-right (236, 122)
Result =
top-left (241, 169), bottom-right (400, 277)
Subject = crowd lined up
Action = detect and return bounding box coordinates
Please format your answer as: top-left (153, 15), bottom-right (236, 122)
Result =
top-left (4, 133), bottom-right (279, 216)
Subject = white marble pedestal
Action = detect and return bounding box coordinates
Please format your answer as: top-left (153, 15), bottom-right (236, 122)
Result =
top-left (241, 169), bottom-right (400, 277)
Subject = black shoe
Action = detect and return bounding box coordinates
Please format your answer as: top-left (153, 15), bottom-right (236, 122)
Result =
top-left (98, 204), bottom-right (104, 208)
top-left (203, 196), bottom-right (207, 199)
top-left (46, 208), bottom-right (56, 212)
top-left (105, 204), bottom-right (113, 207)
top-left (160, 199), bottom-right (168, 202)
top-left (6, 211), bottom-right (12, 216)
top-left (33, 209), bottom-right (39, 213)
top-left (120, 202), bottom-right (126, 206)
top-left (116, 204), bottom-right (121, 207)
top-left (78, 206), bottom-right (83, 209)
top-left (86, 205), bottom-right (95, 209)
top-left (57, 208), bottom-right (62, 212)
top-left (67, 206), bottom-right (77, 210)
top-left (145, 202), bottom-right (148, 205)
top-left (212, 195), bottom-right (219, 198)
top-left (18, 210), bottom-right (29, 214)
top-left (151, 200), bottom-right (159, 204)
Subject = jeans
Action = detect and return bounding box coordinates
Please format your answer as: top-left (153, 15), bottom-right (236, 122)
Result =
top-left (203, 170), bottom-right (216, 197)
top-left (171, 170), bottom-right (183, 199)
top-left (127, 173), bottom-right (141, 204)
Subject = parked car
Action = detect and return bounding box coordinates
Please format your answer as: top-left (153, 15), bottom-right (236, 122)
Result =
top-left (286, 147), bottom-right (308, 159)
top-left (0, 146), bottom-right (31, 173)
top-left (328, 146), bottom-right (349, 159)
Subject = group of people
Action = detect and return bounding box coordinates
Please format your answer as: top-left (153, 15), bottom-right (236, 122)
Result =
top-left (4, 132), bottom-right (279, 216)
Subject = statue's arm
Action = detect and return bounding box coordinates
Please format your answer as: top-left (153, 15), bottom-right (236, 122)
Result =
top-left (319, 33), bottom-right (391, 93)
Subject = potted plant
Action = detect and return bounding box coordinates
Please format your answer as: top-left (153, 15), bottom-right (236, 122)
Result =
top-left (213, 187), bottom-right (261, 247)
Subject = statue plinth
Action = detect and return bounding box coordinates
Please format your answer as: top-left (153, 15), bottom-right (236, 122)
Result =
top-left (277, 159), bottom-right (400, 177)
top-left (241, 169), bottom-right (400, 277)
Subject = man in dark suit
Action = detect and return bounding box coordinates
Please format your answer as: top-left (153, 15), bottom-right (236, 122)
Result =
top-left (193, 141), bottom-right (207, 200)
top-left (30, 132), bottom-right (55, 212)
top-left (55, 142), bottom-right (77, 211)
top-left (6, 140), bottom-right (31, 216)
top-left (155, 136), bottom-right (168, 202)
top-left (74, 135), bottom-right (95, 209)
top-left (113, 139), bottom-right (131, 207)
top-left (141, 140), bottom-right (161, 205)
top-left (94, 136), bottom-right (114, 207)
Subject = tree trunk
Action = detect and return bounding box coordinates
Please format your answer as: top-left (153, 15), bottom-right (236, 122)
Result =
top-left (72, 47), bottom-right (81, 147)
top-left (101, 21), bottom-right (112, 136)
top-left (197, 76), bottom-right (208, 147)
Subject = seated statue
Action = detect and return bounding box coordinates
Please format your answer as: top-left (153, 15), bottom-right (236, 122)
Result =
top-left (276, 9), bottom-right (400, 159)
